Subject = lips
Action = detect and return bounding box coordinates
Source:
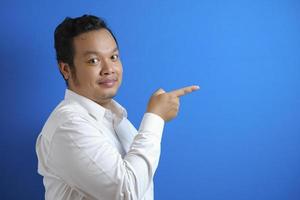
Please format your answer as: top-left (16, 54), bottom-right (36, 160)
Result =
top-left (98, 78), bottom-right (117, 88)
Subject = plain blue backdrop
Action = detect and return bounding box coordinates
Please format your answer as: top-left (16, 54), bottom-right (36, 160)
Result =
top-left (0, 0), bottom-right (299, 199)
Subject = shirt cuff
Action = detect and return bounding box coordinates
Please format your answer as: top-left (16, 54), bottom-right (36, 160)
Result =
top-left (138, 113), bottom-right (165, 140)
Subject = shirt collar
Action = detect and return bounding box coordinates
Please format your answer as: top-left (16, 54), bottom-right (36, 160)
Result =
top-left (64, 89), bottom-right (127, 121)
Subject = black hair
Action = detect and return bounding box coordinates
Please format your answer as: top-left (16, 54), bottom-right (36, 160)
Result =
top-left (54, 14), bottom-right (118, 84)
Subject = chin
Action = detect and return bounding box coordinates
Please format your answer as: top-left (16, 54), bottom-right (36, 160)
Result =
top-left (96, 84), bottom-right (119, 99)
top-left (100, 91), bottom-right (117, 99)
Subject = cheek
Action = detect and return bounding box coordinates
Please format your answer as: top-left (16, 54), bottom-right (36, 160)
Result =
top-left (78, 68), bottom-right (99, 83)
top-left (117, 64), bottom-right (123, 76)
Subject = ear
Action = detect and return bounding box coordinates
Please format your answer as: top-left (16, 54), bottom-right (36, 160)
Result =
top-left (58, 62), bottom-right (72, 80)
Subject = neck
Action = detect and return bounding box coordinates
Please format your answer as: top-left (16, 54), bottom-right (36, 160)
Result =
top-left (67, 87), bottom-right (113, 110)
top-left (97, 99), bottom-right (113, 110)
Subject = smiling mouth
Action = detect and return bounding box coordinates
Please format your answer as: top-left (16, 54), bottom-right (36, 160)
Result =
top-left (98, 79), bottom-right (117, 88)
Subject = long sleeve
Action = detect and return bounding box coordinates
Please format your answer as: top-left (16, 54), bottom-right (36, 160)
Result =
top-left (47, 112), bottom-right (164, 200)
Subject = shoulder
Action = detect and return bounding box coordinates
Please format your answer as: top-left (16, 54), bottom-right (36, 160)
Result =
top-left (40, 100), bottom-right (95, 139)
top-left (52, 99), bottom-right (91, 123)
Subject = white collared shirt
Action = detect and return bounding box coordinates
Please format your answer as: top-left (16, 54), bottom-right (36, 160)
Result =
top-left (36, 89), bottom-right (164, 200)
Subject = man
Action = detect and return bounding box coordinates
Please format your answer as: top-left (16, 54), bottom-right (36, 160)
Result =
top-left (36, 14), bottom-right (199, 200)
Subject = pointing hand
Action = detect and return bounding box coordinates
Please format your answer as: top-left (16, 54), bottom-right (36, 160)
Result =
top-left (147, 85), bottom-right (200, 121)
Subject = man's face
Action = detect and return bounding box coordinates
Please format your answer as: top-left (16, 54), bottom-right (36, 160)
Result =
top-left (67, 29), bottom-right (123, 106)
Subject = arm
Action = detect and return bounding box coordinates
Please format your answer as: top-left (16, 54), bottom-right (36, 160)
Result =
top-left (48, 112), bottom-right (164, 200)
top-left (48, 85), bottom-right (199, 200)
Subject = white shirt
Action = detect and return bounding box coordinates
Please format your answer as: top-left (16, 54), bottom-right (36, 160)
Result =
top-left (36, 89), bottom-right (164, 200)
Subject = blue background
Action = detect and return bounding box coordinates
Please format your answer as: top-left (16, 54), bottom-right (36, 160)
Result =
top-left (1, 0), bottom-right (299, 199)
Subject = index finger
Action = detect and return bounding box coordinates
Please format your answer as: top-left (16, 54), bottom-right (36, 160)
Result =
top-left (168, 85), bottom-right (200, 97)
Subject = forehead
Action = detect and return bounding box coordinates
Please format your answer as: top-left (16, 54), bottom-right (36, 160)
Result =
top-left (73, 29), bottom-right (117, 55)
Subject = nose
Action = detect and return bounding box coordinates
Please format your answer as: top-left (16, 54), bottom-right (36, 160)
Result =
top-left (100, 59), bottom-right (115, 76)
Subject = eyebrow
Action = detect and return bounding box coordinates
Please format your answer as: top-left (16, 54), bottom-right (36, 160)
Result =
top-left (83, 47), bottom-right (119, 56)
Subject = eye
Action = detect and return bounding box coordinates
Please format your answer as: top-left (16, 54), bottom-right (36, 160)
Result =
top-left (111, 54), bottom-right (119, 61)
top-left (87, 58), bottom-right (100, 65)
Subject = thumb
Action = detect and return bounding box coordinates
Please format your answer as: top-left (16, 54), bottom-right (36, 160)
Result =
top-left (152, 88), bottom-right (166, 96)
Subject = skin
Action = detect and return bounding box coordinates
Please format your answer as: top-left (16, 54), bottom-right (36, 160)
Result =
top-left (59, 28), bottom-right (200, 121)
top-left (59, 28), bottom-right (122, 108)
top-left (147, 86), bottom-right (200, 121)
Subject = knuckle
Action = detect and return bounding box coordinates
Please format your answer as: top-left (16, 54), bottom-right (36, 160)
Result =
top-left (167, 93), bottom-right (174, 98)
